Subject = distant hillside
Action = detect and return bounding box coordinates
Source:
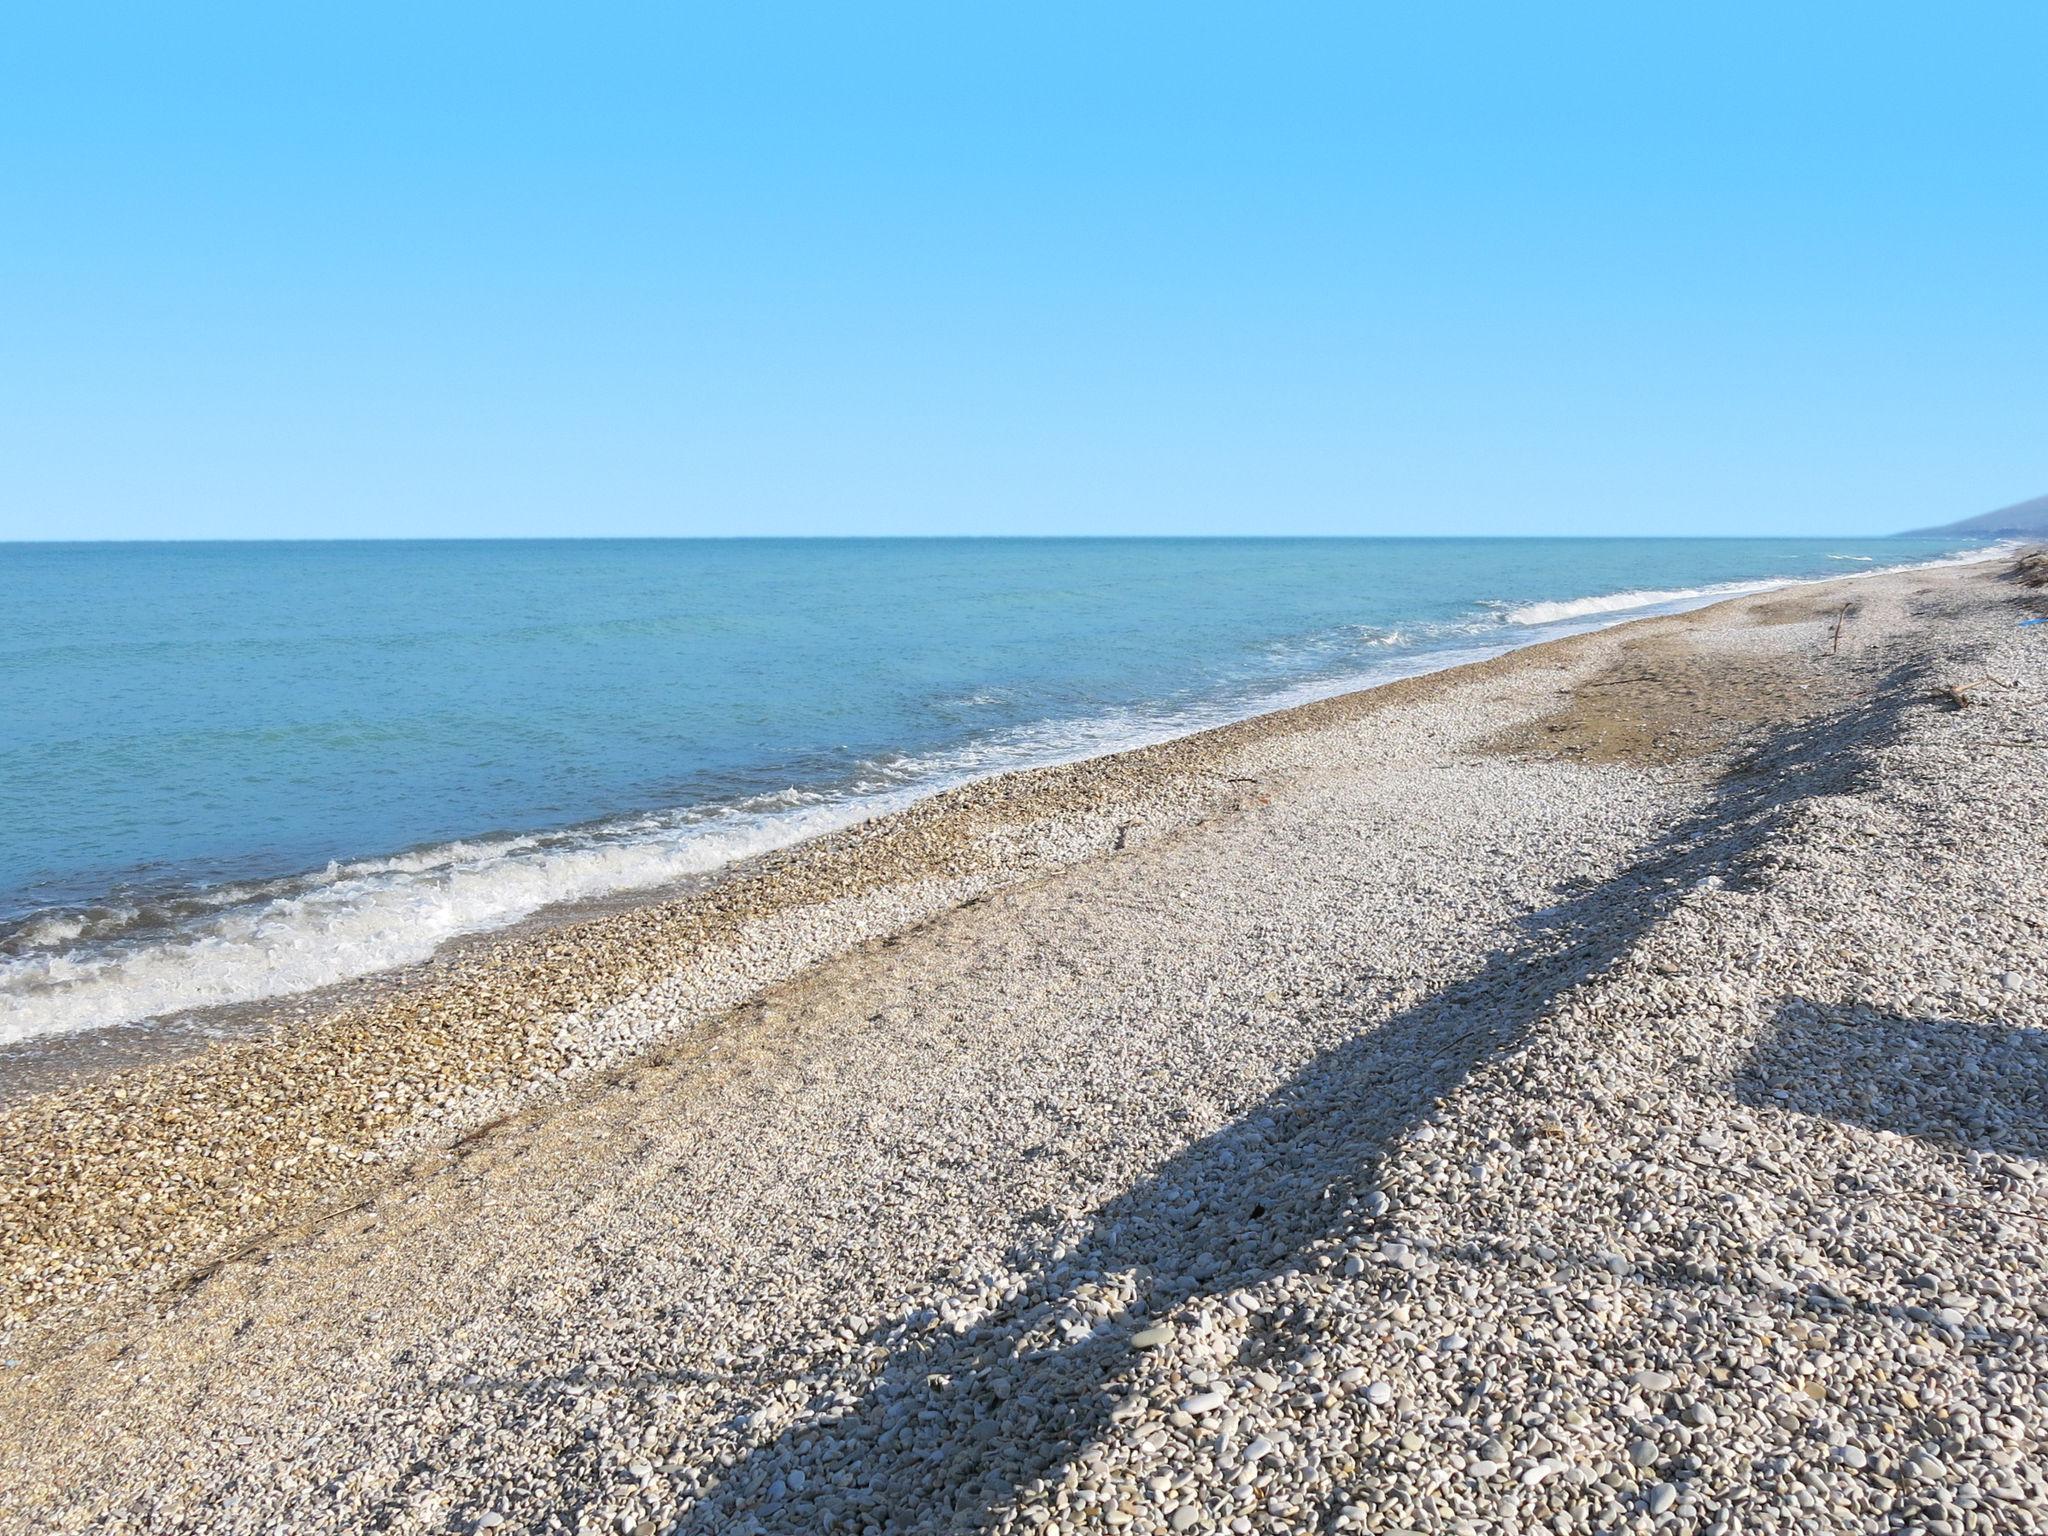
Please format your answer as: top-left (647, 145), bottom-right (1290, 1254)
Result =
top-left (1901, 492), bottom-right (2048, 538)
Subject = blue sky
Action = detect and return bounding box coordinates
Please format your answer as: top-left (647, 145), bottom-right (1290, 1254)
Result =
top-left (3, 3), bottom-right (2043, 539)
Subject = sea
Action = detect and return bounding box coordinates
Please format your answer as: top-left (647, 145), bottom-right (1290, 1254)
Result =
top-left (0, 535), bottom-right (1995, 1049)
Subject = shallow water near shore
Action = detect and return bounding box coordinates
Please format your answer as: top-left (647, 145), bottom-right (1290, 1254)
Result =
top-left (0, 535), bottom-right (1991, 1046)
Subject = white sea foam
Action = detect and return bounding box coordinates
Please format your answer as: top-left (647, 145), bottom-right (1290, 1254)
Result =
top-left (1498, 578), bottom-right (1796, 626)
top-left (0, 540), bottom-right (2010, 1047)
top-left (0, 796), bottom-right (907, 1046)
top-left (1497, 543), bottom-right (2013, 629)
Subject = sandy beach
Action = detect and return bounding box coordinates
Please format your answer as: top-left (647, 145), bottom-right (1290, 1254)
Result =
top-left (2, 553), bottom-right (2044, 1534)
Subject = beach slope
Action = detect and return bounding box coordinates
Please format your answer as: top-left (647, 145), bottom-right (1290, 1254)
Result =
top-left (2, 556), bottom-right (2044, 1535)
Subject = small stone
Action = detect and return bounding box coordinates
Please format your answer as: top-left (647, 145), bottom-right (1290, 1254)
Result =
top-left (1629, 1439), bottom-right (1658, 1468)
top-left (1131, 1324), bottom-right (1175, 1349)
top-left (1648, 1483), bottom-right (1677, 1516)
top-left (1180, 1389), bottom-right (1229, 1415)
top-left (1364, 1381), bottom-right (1393, 1406)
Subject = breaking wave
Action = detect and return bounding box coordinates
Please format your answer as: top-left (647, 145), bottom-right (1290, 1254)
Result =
top-left (1497, 578), bottom-right (1795, 626)
top-left (1496, 542), bottom-right (2014, 628)
top-left (0, 796), bottom-right (904, 1046)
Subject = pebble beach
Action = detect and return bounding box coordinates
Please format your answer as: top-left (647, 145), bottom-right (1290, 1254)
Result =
top-left (2, 553), bottom-right (2044, 1534)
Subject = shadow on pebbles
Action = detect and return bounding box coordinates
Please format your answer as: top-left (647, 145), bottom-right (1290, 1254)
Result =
top-left (2, 561), bottom-right (2044, 1536)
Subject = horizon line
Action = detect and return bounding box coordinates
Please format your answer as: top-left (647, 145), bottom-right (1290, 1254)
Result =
top-left (2, 530), bottom-right (1965, 547)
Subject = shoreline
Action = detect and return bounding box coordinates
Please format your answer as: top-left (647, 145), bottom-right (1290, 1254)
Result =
top-left (0, 554), bottom-right (2027, 1331)
top-left (0, 552), bottom-right (2042, 1533)
top-left (0, 541), bottom-right (2008, 1069)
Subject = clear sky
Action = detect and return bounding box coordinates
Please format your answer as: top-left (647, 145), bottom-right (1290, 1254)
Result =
top-left (3, 3), bottom-right (2043, 540)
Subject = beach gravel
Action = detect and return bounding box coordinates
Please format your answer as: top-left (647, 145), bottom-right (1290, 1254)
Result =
top-left (0, 556), bottom-right (2043, 1535)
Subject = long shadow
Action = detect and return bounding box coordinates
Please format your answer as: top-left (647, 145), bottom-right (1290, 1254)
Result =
top-left (673, 670), bottom-right (1930, 1535)
top-left (1737, 999), bottom-right (2048, 1158)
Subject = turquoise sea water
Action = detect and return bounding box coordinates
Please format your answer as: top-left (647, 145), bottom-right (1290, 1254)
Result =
top-left (0, 536), bottom-right (1990, 1043)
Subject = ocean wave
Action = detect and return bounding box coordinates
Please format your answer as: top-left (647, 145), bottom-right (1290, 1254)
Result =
top-left (1495, 542), bottom-right (2013, 629)
top-left (1497, 578), bottom-right (1795, 626)
top-left (0, 796), bottom-right (904, 1046)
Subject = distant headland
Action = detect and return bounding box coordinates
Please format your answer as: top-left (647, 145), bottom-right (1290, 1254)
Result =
top-left (1900, 490), bottom-right (2048, 538)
